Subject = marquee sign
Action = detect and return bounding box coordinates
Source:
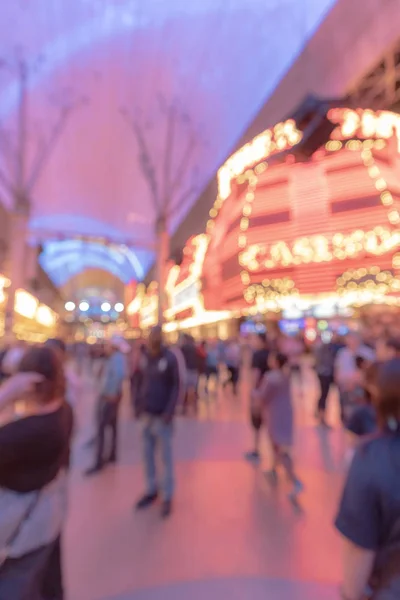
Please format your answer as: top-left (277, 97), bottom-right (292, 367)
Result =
top-left (239, 227), bottom-right (400, 272)
top-left (165, 235), bottom-right (209, 319)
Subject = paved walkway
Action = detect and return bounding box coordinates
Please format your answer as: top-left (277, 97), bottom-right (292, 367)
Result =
top-left (65, 367), bottom-right (344, 600)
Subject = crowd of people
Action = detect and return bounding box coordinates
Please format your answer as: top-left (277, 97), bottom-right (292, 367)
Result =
top-left (0, 325), bottom-right (398, 598)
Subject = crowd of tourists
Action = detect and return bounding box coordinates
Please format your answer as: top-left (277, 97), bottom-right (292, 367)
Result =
top-left (0, 325), bottom-right (398, 599)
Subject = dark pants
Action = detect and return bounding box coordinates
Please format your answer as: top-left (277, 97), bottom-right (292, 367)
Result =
top-left (0, 537), bottom-right (63, 600)
top-left (130, 372), bottom-right (143, 417)
top-left (226, 366), bottom-right (239, 394)
top-left (317, 374), bottom-right (334, 414)
top-left (95, 399), bottom-right (120, 467)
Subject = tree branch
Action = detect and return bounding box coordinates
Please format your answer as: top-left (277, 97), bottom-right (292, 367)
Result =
top-left (169, 131), bottom-right (197, 197)
top-left (27, 105), bottom-right (73, 192)
top-left (121, 109), bottom-right (160, 212)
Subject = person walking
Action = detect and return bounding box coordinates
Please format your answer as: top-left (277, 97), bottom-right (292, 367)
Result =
top-left (254, 352), bottom-right (303, 501)
top-left (335, 358), bottom-right (400, 599)
top-left (86, 335), bottom-right (128, 475)
top-left (135, 326), bottom-right (180, 518)
top-left (180, 334), bottom-right (200, 414)
top-left (313, 336), bottom-right (340, 427)
top-left (0, 345), bottom-right (73, 600)
top-left (335, 332), bottom-right (374, 425)
top-left (245, 333), bottom-right (269, 463)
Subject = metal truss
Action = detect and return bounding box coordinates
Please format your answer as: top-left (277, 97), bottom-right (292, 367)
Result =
top-left (348, 39), bottom-right (400, 112)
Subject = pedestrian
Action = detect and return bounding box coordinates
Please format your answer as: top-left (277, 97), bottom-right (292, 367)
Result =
top-left (204, 340), bottom-right (219, 396)
top-left (85, 335), bottom-right (129, 475)
top-left (254, 352), bottom-right (303, 501)
top-left (224, 338), bottom-right (241, 396)
top-left (335, 332), bottom-right (374, 424)
top-left (313, 336), bottom-right (339, 427)
top-left (335, 358), bottom-right (400, 599)
top-left (135, 326), bottom-right (180, 518)
top-left (0, 345), bottom-right (73, 600)
top-left (129, 342), bottom-right (147, 418)
top-left (245, 333), bottom-right (269, 463)
top-left (180, 334), bottom-right (199, 414)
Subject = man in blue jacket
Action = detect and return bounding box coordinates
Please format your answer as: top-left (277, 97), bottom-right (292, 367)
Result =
top-left (135, 326), bottom-right (180, 518)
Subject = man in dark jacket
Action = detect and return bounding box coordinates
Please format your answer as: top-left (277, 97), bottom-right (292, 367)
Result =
top-left (135, 326), bottom-right (179, 518)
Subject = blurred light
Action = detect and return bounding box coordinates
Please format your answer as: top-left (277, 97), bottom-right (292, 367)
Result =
top-left (79, 301), bottom-right (90, 312)
top-left (15, 290), bottom-right (38, 319)
top-left (36, 305), bottom-right (56, 327)
top-left (101, 302), bottom-right (111, 312)
top-left (65, 301), bottom-right (76, 312)
top-left (115, 302), bottom-right (124, 312)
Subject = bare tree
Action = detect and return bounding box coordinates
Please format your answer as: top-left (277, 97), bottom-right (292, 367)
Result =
top-left (0, 50), bottom-right (85, 339)
top-left (120, 95), bottom-right (202, 324)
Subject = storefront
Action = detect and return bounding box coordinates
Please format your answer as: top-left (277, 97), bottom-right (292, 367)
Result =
top-left (0, 275), bottom-right (59, 342)
top-left (126, 235), bottom-right (234, 340)
top-left (201, 107), bottom-right (400, 339)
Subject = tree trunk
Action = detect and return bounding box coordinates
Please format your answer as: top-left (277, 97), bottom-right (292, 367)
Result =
top-left (156, 215), bottom-right (169, 326)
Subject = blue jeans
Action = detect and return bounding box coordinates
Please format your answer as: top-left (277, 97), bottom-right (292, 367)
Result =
top-left (142, 417), bottom-right (174, 501)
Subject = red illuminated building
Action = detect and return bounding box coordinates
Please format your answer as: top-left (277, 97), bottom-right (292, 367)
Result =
top-left (202, 108), bottom-right (400, 325)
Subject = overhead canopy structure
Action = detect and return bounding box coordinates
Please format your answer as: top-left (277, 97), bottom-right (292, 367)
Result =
top-left (0, 0), bottom-right (337, 286)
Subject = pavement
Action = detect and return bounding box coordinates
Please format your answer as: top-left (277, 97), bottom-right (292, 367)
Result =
top-left (65, 365), bottom-right (344, 600)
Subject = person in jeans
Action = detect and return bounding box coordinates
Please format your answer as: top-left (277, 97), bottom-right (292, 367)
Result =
top-left (335, 332), bottom-right (374, 424)
top-left (335, 358), bottom-right (400, 599)
top-left (180, 334), bottom-right (199, 414)
top-left (313, 336), bottom-right (342, 427)
top-left (135, 327), bottom-right (179, 519)
top-left (245, 333), bottom-right (269, 463)
top-left (0, 345), bottom-right (73, 600)
top-left (86, 336), bottom-right (128, 475)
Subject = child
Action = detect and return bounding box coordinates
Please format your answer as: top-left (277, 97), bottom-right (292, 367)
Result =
top-left (254, 352), bottom-right (303, 501)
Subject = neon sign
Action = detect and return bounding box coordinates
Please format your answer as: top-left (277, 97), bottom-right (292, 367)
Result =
top-left (329, 108), bottom-right (400, 151)
top-left (239, 228), bottom-right (400, 272)
top-left (217, 119), bottom-right (302, 200)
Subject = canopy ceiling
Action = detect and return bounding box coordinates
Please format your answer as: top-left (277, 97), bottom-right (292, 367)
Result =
top-left (0, 0), bottom-right (336, 286)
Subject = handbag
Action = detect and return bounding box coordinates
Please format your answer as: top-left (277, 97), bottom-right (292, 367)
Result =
top-left (0, 492), bottom-right (40, 568)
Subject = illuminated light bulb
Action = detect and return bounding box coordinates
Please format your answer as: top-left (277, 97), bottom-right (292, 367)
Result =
top-left (375, 178), bottom-right (387, 191)
top-left (374, 139), bottom-right (386, 150)
top-left (209, 208), bottom-right (218, 218)
top-left (115, 303), bottom-right (124, 313)
top-left (254, 162), bottom-right (267, 175)
top-left (361, 149), bottom-right (373, 161)
top-left (243, 204), bottom-right (252, 217)
top-left (246, 192), bottom-right (255, 202)
top-left (240, 218), bottom-right (249, 231)
top-left (388, 211), bottom-right (400, 225)
top-left (392, 254), bottom-right (400, 269)
top-left (101, 302), bottom-right (111, 312)
top-left (333, 233), bottom-right (344, 245)
top-left (79, 301), bottom-right (89, 312)
top-left (381, 191), bottom-right (393, 206)
top-left (363, 139), bottom-right (374, 149)
top-left (65, 301), bottom-right (76, 312)
top-left (238, 235), bottom-right (247, 248)
top-left (368, 166), bottom-right (380, 177)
